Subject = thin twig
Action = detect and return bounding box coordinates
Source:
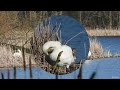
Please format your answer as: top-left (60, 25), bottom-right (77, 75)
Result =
top-left (51, 51), bottom-right (63, 74)
top-left (29, 56), bottom-right (32, 79)
top-left (22, 46), bottom-right (26, 71)
top-left (1, 73), bottom-right (4, 79)
top-left (7, 68), bottom-right (10, 79)
top-left (90, 72), bottom-right (96, 79)
top-left (77, 60), bottom-right (83, 79)
top-left (14, 66), bottom-right (16, 79)
top-left (22, 37), bottom-right (31, 46)
top-left (64, 31), bottom-right (85, 45)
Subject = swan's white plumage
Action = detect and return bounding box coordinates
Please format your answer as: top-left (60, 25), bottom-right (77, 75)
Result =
top-left (43, 41), bottom-right (75, 68)
top-left (43, 41), bottom-right (61, 55)
top-left (13, 49), bottom-right (22, 61)
top-left (50, 45), bottom-right (74, 68)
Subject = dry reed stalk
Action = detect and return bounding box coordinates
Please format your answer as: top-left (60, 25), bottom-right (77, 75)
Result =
top-left (51, 51), bottom-right (63, 74)
top-left (90, 72), bottom-right (96, 79)
top-left (14, 66), bottom-right (16, 79)
top-left (7, 68), bottom-right (10, 79)
top-left (77, 60), bottom-right (83, 79)
top-left (1, 72), bottom-right (4, 79)
top-left (29, 56), bottom-right (32, 79)
top-left (22, 46), bottom-right (26, 71)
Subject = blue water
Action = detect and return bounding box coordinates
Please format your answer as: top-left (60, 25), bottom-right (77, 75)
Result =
top-left (92, 36), bottom-right (120, 55)
top-left (82, 58), bottom-right (120, 79)
top-left (1, 58), bottom-right (120, 79)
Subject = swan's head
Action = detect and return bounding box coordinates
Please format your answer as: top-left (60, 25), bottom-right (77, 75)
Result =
top-left (43, 41), bottom-right (61, 55)
top-left (17, 49), bottom-right (22, 53)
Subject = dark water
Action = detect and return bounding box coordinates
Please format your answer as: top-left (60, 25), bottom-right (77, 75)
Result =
top-left (92, 36), bottom-right (120, 54)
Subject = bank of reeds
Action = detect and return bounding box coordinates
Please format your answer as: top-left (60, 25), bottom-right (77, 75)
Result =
top-left (86, 29), bottom-right (120, 36)
top-left (88, 38), bottom-right (112, 59)
top-left (0, 45), bottom-right (36, 68)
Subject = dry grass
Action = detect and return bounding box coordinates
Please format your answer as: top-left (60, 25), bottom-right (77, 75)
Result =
top-left (88, 38), bottom-right (112, 59)
top-left (0, 45), bottom-right (36, 68)
top-left (0, 12), bottom-right (34, 48)
top-left (0, 45), bottom-right (13, 67)
top-left (86, 29), bottom-right (120, 36)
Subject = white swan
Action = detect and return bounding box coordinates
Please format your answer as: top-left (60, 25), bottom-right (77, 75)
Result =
top-left (43, 41), bottom-right (75, 68)
top-left (13, 49), bottom-right (22, 61)
top-left (43, 41), bottom-right (61, 55)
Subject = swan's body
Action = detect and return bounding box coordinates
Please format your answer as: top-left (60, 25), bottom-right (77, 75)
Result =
top-left (43, 41), bottom-right (75, 68)
top-left (13, 49), bottom-right (22, 61)
top-left (49, 45), bottom-right (75, 68)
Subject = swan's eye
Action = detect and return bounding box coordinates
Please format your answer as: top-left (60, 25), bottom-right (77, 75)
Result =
top-left (47, 47), bottom-right (54, 54)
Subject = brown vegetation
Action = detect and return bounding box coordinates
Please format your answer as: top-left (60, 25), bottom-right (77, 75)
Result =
top-left (0, 45), bottom-right (36, 68)
top-left (86, 29), bottom-right (120, 36)
top-left (88, 38), bottom-right (112, 59)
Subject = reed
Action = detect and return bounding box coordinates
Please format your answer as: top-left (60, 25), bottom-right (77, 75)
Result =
top-left (77, 60), bottom-right (83, 79)
top-left (1, 73), bottom-right (4, 79)
top-left (13, 66), bottom-right (16, 79)
top-left (22, 46), bottom-right (26, 71)
top-left (7, 68), bottom-right (10, 79)
top-left (29, 56), bottom-right (32, 79)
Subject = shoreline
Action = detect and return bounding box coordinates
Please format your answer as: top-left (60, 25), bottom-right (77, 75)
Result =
top-left (86, 29), bottom-right (120, 36)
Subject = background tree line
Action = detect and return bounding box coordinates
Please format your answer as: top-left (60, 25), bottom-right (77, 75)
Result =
top-left (0, 11), bottom-right (120, 30)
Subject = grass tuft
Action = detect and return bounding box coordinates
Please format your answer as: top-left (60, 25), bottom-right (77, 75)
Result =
top-left (88, 38), bottom-right (113, 59)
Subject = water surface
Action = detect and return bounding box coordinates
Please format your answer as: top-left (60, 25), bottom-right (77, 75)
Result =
top-left (1, 58), bottom-right (120, 79)
top-left (91, 36), bottom-right (120, 55)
